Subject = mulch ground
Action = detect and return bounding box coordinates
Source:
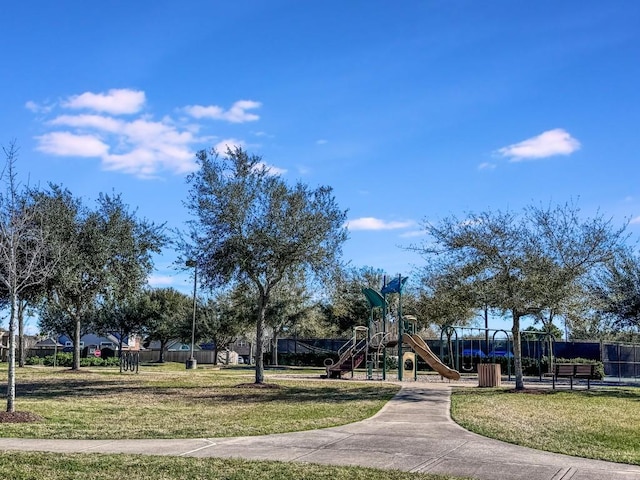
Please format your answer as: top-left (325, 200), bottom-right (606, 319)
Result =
top-left (0, 411), bottom-right (43, 423)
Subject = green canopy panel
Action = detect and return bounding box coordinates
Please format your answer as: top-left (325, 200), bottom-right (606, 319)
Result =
top-left (362, 287), bottom-right (386, 308)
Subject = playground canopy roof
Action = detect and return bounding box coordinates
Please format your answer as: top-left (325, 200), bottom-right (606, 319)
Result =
top-left (381, 276), bottom-right (408, 295)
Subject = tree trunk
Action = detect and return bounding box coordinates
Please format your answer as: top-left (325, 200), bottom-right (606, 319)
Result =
top-left (17, 300), bottom-right (25, 368)
top-left (213, 342), bottom-right (218, 365)
top-left (255, 307), bottom-right (266, 384)
top-left (271, 334), bottom-right (278, 366)
top-left (6, 295), bottom-right (17, 413)
top-left (512, 311), bottom-right (524, 390)
top-left (159, 339), bottom-right (167, 363)
top-left (73, 316), bottom-right (81, 370)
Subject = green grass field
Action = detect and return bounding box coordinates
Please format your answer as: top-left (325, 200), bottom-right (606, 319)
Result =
top-left (0, 452), bottom-right (466, 480)
top-left (451, 387), bottom-right (640, 465)
top-left (0, 363), bottom-right (399, 439)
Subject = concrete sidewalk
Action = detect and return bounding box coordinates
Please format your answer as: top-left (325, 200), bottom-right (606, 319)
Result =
top-left (1, 383), bottom-right (639, 480)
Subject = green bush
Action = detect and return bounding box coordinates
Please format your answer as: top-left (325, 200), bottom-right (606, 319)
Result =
top-left (26, 353), bottom-right (124, 368)
top-left (43, 352), bottom-right (73, 367)
top-left (277, 352), bottom-right (339, 367)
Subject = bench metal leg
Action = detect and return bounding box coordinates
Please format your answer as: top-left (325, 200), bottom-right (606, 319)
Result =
top-left (570, 377), bottom-right (573, 390)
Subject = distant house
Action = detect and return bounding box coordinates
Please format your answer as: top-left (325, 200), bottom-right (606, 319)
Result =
top-left (32, 333), bottom-right (140, 358)
top-left (145, 339), bottom-right (202, 352)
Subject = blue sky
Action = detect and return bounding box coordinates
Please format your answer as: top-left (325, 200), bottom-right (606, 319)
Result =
top-left (2, 1), bottom-right (640, 331)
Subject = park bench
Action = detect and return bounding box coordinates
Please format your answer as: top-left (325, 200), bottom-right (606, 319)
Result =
top-left (552, 363), bottom-right (598, 390)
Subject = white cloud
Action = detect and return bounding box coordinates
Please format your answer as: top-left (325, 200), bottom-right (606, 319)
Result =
top-left (30, 90), bottom-right (263, 178)
top-left (630, 216), bottom-right (640, 225)
top-left (496, 128), bottom-right (581, 161)
top-left (399, 229), bottom-right (425, 238)
top-left (42, 113), bottom-right (198, 177)
top-left (214, 138), bottom-right (246, 154)
top-left (36, 131), bottom-right (109, 157)
top-left (147, 275), bottom-right (175, 286)
top-left (346, 217), bottom-right (416, 231)
top-left (184, 100), bottom-right (261, 123)
top-left (257, 161), bottom-right (287, 176)
top-left (62, 88), bottom-right (146, 115)
top-left (316, 139), bottom-right (328, 145)
top-left (478, 162), bottom-right (496, 170)
top-left (214, 139), bottom-right (286, 175)
top-left (50, 114), bottom-right (122, 132)
top-left (25, 100), bottom-right (53, 114)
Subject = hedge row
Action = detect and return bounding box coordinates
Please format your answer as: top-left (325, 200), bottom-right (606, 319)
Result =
top-left (26, 353), bottom-right (120, 367)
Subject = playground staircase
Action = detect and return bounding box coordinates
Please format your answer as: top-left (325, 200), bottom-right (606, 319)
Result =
top-left (326, 327), bottom-right (368, 378)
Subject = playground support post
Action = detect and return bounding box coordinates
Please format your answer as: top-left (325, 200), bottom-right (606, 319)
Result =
top-left (382, 275), bottom-right (387, 381)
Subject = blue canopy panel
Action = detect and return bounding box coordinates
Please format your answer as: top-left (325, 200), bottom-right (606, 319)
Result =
top-left (381, 276), bottom-right (408, 294)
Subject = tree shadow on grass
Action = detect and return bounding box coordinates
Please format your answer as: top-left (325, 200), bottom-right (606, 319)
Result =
top-left (453, 386), bottom-right (640, 402)
top-left (6, 377), bottom-right (398, 405)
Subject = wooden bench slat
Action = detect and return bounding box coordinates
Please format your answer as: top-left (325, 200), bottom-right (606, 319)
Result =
top-left (553, 363), bottom-right (598, 390)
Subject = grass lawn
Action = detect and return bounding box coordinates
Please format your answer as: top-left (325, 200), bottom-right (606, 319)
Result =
top-left (451, 387), bottom-right (640, 465)
top-left (0, 363), bottom-right (400, 439)
top-left (0, 452), bottom-right (466, 480)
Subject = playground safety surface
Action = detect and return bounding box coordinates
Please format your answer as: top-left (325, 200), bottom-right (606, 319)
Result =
top-left (1, 382), bottom-right (639, 480)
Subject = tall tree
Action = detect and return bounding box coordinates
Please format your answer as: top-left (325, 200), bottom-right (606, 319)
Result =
top-left (415, 203), bottom-right (625, 390)
top-left (38, 187), bottom-right (164, 370)
top-left (265, 273), bottom-right (318, 365)
top-left (185, 147), bottom-right (347, 383)
top-left (94, 290), bottom-right (153, 362)
top-left (192, 292), bottom-right (252, 365)
top-left (322, 266), bottom-right (385, 335)
top-left (591, 250), bottom-right (640, 332)
top-left (146, 287), bottom-right (191, 363)
top-left (0, 143), bottom-right (56, 412)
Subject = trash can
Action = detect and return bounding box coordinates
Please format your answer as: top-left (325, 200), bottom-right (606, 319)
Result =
top-left (185, 358), bottom-right (197, 370)
top-left (478, 363), bottom-right (501, 387)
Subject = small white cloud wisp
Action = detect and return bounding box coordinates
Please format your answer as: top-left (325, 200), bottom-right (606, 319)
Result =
top-left (345, 217), bottom-right (415, 231)
top-left (496, 128), bottom-right (581, 162)
top-left (184, 100), bottom-right (261, 123)
top-left (61, 88), bottom-right (146, 115)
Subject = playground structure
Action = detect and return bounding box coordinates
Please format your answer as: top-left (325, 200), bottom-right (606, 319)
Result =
top-left (322, 274), bottom-right (565, 383)
top-left (324, 275), bottom-right (461, 381)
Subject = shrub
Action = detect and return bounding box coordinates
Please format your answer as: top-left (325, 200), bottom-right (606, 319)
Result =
top-left (42, 352), bottom-right (73, 367)
top-left (277, 352), bottom-right (339, 367)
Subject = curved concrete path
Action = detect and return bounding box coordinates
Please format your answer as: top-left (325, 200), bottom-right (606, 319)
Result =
top-left (1, 383), bottom-right (639, 480)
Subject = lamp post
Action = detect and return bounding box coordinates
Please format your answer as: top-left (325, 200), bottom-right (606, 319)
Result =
top-left (185, 259), bottom-right (198, 369)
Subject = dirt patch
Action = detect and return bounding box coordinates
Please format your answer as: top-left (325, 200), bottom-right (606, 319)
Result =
top-left (0, 411), bottom-right (43, 423)
top-left (235, 382), bottom-right (281, 389)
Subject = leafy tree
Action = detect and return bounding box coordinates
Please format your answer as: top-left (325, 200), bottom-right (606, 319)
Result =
top-left (410, 260), bottom-right (478, 329)
top-left (265, 273), bottom-right (319, 365)
top-left (193, 292), bottom-right (252, 365)
top-left (37, 187), bottom-right (164, 370)
top-left (0, 143), bottom-right (56, 412)
top-left (414, 203), bottom-right (625, 390)
top-left (590, 250), bottom-right (640, 332)
top-left (185, 147), bottom-right (347, 383)
top-left (145, 287), bottom-right (191, 363)
top-left (522, 324), bottom-right (564, 341)
top-left (94, 290), bottom-right (154, 364)
top-left (322, 266), bottom-right (385, 335)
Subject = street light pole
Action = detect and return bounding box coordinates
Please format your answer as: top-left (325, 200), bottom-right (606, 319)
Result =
top-left (186, 260), bottom-right (197, 369)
